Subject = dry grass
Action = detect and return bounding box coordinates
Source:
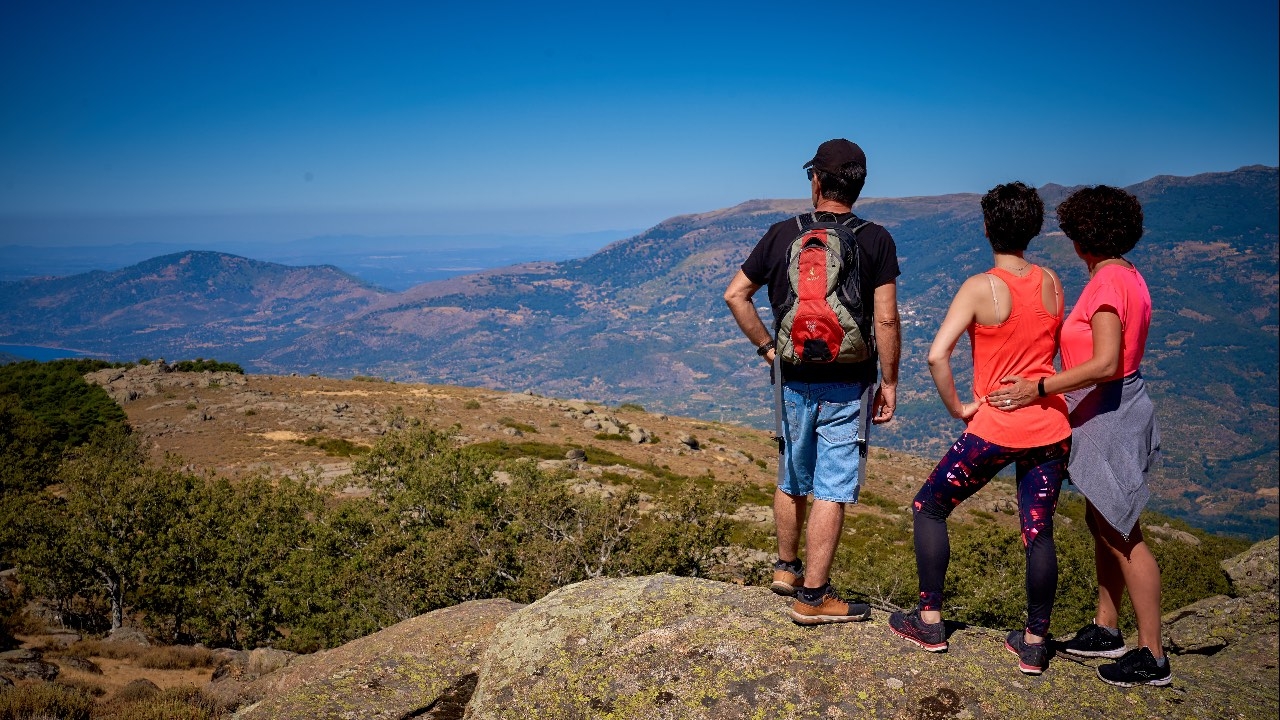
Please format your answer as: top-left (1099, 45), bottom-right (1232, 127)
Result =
top-left (97, 686), bottom-right (231, 720)
top-left (0, 680), bottom-right (94, 720)
top-left (57, 676), bottom-right (108, 697)
top-left (57, 640), bottom-right (220, 670)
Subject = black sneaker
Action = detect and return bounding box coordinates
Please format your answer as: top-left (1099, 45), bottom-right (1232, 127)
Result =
top-left (888, 606), bottom-right (948, 652)
top-left (1061, 622), bottom-right (1127, 658)
top-left (1005, 630), bottom-right (1049, 675)
top-left (1098, 647), bottom-right (1172, 687)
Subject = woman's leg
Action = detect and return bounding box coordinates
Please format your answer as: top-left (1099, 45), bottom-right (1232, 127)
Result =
top-left (1084, 502), bottom-right (1126, 629)
top-left (1015, 439), bottom-right (1069, 644)
top-left (1086, 502), bottom-right (1165, 657)
top-left (912, 433), bottom-right (1009, 623)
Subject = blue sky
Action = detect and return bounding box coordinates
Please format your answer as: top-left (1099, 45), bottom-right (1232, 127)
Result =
top-left (1, 0), bottom-right (1276, 243)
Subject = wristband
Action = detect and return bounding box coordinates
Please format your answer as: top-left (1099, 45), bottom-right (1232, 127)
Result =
top-left (1037, 377), bottom-right (1047, 397)
top-left (756, 340), bottom-right (776, 357)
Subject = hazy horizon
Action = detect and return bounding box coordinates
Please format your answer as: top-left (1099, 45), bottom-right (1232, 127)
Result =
top-left (3, 1), bottom-right (1275, 235)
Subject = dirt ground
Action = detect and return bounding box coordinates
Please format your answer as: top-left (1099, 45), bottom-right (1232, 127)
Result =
top-left (104, 371), bottom-right (1021, 527)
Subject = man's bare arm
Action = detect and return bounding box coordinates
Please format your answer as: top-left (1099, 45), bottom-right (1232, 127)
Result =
top-left (724, 270), bottom-right (774, 361)
top-left (871, 280), bottom-right (900, 423)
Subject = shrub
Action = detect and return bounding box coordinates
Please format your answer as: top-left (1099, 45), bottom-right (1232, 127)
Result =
top-left (498, 417), bottom-right (537, 434)
top-left (463, 400), bottom-right (481, 410)
top-left (171, 359), bottom-right (244, 374)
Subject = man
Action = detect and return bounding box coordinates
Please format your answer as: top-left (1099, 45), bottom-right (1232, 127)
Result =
top-left (724, 138), bottom-right (901, 624)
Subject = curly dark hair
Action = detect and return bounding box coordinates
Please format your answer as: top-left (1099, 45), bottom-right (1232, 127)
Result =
top-left (814, 163), bottom-right (867, 206)
top-left (1056, 185), bottom-right (1144, 256)
top-left (980, 181), bottom-right (1044, 252)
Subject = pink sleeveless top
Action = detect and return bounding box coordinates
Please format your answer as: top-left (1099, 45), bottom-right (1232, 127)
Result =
top-left (965, 266), bottom-right (1071, 448)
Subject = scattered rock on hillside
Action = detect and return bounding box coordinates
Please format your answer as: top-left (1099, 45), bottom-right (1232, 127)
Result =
top-left (58, 655), bottom-right (103, 675)
top-left (1145, 523), bottom-right (1202, 546)
top-left (85, 362), bottom-right (247, 404)
top-left (105, 626), bottom-right (150, 646)
top-left (116, 678), bottom-right (161, 702)
top-left (0, 648), bottom-right (59, 681)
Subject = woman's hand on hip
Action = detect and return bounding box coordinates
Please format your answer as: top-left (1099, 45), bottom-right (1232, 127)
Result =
top-left (987, 375), bottom-right (1037, 411)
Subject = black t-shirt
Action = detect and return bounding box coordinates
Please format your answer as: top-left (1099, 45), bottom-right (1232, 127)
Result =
top-left (741, 211), bottom-right (900, 383)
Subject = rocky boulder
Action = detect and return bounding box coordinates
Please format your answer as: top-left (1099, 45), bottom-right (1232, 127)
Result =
top-left (1163, 535), bottom-right (1279, 659)
top-left (236, 569), bottom-right (1278, 719)
top-left (1222, 535), bottom-right (1278, 595)
top-left (0, 648), bottom-right (59, 682)
top-left (231, 599), bottom-right (521, 719)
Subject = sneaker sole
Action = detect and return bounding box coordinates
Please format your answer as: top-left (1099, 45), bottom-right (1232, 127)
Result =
top-left (788, 609), bottom-right (871, 625)
top-left (1063, 646), bottom-right (1128, 659)
top-left (770, 581), bottom-right (798, 597)
top-left (1005, 640), bottom-right (1045, 675)
top-left (1096, 669), bottom-right (1173, 687)
top-left (889, 625), bottom-right (947, 652)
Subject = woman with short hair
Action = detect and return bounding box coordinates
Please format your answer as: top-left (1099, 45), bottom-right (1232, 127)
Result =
top-left (889, 182), bottom-right (1070, 676)
top-left (988, 185), bottom-right (1169, 687)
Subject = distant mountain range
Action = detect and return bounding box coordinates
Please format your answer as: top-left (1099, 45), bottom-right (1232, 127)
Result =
top-left (2, 166), bottom-right (1276, 537)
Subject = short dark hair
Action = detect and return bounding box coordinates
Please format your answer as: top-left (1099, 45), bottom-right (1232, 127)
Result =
top-left (981, 182), bottom-right (1044, 252)
top-left (1056, 185), bottom-right (1144, 256)
top-left (815, 163), bottom-right (867, 206)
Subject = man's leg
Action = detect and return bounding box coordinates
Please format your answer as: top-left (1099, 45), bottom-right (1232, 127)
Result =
top-left (785, 382), bottom-right (870, 624)
top-left (801, 498), bottom-right (844, 587)
top-left (772, 382), bottom-right (815, 596)
top-left (774, 487), bottom-right (808, 563)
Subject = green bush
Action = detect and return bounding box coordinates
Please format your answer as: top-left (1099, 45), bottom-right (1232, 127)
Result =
top-left (171, 358), bottom-right (244, 374)
top-left (0, 360), bottom-right (127, 474)
top-left (498, 417), bottom-right (538, 434)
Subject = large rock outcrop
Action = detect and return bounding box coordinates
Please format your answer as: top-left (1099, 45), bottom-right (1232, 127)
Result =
top-left (230, 539), bottom-right (1280, 719)
top-left (230, 599), bottom-right (521, 719)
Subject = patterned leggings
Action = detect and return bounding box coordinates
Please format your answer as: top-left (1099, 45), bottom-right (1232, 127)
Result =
top-left (912, 432), bottom-right (1070, 637)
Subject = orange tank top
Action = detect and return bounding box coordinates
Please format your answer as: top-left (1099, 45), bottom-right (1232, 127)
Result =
top-left (965, 266), bottom-right (1071, 448)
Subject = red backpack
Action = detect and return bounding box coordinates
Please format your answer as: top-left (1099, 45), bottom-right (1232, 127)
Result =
top-left (775, 213), bottom-right (873, 364)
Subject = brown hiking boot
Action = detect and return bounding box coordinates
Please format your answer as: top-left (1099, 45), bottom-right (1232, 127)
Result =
top-left (788, 583), bottom-right (871, 625)
top-left (770, 560), bottom-right (804, 596)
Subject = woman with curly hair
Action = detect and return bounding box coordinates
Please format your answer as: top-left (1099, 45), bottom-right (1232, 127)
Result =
top-left (988, 185), bottom-right (1169, 687)
top-left (889, 182), bottom-right (1070, 676)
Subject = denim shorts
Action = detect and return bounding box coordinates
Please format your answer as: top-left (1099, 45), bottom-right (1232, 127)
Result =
top-left (779, 380), bottom-right (870, 503)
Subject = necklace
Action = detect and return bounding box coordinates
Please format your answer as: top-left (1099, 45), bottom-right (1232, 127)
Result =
top-left (999, 261), bottom-right (1031, 276)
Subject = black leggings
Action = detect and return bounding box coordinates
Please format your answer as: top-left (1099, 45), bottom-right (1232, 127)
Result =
top-left (912, 432), bottom-right (1070, 636)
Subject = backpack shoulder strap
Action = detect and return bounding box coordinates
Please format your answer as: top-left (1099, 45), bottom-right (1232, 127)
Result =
top-left (794, 213), bottom-right (820, 232)
top-left (839, 214), bottom-right (871, 234)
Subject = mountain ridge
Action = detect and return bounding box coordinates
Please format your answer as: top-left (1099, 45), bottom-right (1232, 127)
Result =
top-left (1, 166), bottom-right (1276, 537)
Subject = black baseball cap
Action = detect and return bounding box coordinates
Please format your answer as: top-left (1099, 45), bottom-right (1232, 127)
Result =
top-left (803, 139), bottom-right (867, 175)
